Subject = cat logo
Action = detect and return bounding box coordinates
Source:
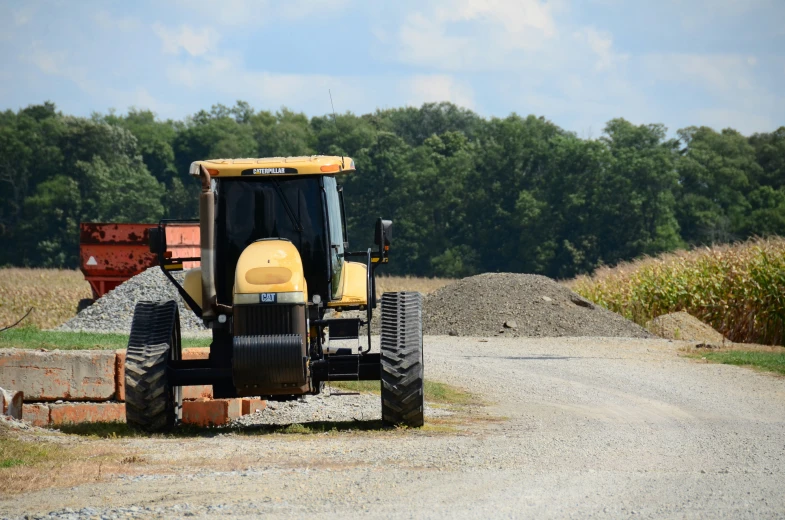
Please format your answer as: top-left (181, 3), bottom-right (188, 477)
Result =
top-left (259, 293), bottom-right (277, 303)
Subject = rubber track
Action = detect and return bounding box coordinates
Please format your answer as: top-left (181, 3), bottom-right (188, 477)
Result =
top-left (380, 291), bottom-right (424, 427)
top-left (125, 300), bottom-right (179, 432)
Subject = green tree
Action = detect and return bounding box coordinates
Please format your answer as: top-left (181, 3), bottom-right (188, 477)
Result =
top-left (19, 175), bottom-right (82, 266)
top-left (676, 127), bottom-right (761, 243)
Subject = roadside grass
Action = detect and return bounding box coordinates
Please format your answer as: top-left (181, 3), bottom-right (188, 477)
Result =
top-left (0, 430), bottom-right (137, 495)
top-left (327, 379), bottom-right (475, 406)
top-left (0, 436), bottom-right (57, 468)
top-left (686, 348), bottom-right (785, 376)
top-left (0, 327), bottom-right (211, 350)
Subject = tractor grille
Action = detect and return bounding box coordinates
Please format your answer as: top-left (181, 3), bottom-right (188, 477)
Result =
top-left (234, 304), bottom-right (296, 336)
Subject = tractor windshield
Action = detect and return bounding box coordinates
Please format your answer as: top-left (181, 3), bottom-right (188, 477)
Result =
top-left (214, 177), bottom-right (329, 304)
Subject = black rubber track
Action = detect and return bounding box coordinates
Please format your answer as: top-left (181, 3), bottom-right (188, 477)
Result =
top-left (125, 300), bottom-right (181, 432)
top-left (380, 291), bottom-right (424, 427)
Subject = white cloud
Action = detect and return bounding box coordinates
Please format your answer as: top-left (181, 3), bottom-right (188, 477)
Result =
top-left (173, 0), bottom-right (352, 26)
top-left (573, 27), bottom-right (627, 72)
top-left (396, 0), bottom-right (561, 70)
top-left (165, 54), bottom-right (375, 114)
top-left (19, 42), bottom-right (92, 92)
top-left (643, 53), bottom-right (758, 95)
top-left (641, 53), bottom-right (784, 133)
top-left (153, 23), bottom-right (219, 57)
top-left (402, 75), bottom-right (475, 109)
top-left (13, 6), bottom-right (36, 26)
top-left (93, 11), bottom-right (140, 32)
top-left (692, 107), bottom-right (774, 135)
top-left (23, 44), bottom-right (64, 75)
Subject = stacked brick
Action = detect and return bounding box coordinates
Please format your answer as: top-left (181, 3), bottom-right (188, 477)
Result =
top-left (0, 348), bottom-right (265, 427)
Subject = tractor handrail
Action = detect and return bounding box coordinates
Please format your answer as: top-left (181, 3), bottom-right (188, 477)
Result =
top-left (153, 219), bottom-right (204, 318)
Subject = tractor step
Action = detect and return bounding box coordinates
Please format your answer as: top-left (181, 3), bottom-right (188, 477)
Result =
top-left (311, 353), bottom-right (380, 382)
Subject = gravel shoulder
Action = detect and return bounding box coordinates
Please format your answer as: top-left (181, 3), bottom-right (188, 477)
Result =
top-left (2, 336), bottom-right (784, 519)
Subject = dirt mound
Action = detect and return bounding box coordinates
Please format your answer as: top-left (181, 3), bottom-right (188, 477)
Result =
top-left (647, 311), bottom-right (728, 344)
top-left (423, 273), bottom-right (651, 338)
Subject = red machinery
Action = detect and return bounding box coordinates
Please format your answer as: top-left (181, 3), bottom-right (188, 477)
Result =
top-left (79, 223), bottom-right (200, 302)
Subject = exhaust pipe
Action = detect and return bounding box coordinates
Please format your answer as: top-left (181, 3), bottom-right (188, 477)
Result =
top-left (199, 165), bottom-right (217, 321)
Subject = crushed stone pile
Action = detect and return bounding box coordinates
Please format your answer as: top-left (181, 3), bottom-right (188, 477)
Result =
top-left (423, 273), bottom-right (652, 338)
top-left (647, 311), bottom-right (728, 344)
top-left (57, 268), bottom-right (206, 335)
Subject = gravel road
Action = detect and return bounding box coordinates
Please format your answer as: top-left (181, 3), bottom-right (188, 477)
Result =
top-left (3, 336), bottom-right (784, 519)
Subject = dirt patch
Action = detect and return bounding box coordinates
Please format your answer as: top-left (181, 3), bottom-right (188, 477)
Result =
top-left (648, 311), bottom-right (728, 345)
top-left (423, 273), bottom-right (651, 338)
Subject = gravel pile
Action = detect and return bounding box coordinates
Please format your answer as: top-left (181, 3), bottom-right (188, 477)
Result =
top-left (647, 311), bottom-right (729, 344)
top-left (57, 268), bottom-right (206, 335)
top-left (423, 272), bottom-right (651, 338)
top-left (55, 269), bottom-right (648, 340)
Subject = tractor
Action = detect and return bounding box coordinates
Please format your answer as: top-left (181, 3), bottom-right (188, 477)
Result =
top-left (124, 156), bottom-right (424, 431)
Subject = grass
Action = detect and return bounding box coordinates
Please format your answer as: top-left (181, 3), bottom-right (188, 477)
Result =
top-left (689, 349), bottom-right (785, 376)
top-left (0, 436), bottom-right (59, 468)
top-left (0, 428), bottom-right (139, 495)
top-left (0, 327), bottom-right (211, 350)
top-left (327, 379), bottom-right (475, 406)
top-left (571, 237), bottom-right (785, 346)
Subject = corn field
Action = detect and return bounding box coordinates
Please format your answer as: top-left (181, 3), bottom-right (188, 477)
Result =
top-left (571, 238), bottom-right (785, 346)
top-left (0, 268), bottom-right (92, 330)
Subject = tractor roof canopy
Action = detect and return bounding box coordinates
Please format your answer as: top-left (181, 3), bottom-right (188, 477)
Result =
top-left (189, 155), bottom-right (355, 178)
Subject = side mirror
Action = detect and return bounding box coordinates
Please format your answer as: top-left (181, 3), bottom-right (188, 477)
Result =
top-left (374, 218), bottom-right (392, 248)
top-left (148, 227), bottom-right (165, 255)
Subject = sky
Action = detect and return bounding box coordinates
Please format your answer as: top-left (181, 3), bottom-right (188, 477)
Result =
top-left (1, 0), bottom-right (783, 136)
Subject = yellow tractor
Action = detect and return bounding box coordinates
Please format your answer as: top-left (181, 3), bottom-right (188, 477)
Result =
top-left (125, 156), bottom-right (423, 431)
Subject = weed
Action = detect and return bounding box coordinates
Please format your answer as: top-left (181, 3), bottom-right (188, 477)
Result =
top-left (121, 455), bottom-right (146, 464)
top-left (0, 436), bottom-right (57, 468)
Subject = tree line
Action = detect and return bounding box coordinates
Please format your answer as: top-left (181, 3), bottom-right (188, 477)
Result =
top-left (1, 101), bottom-right (783, 278)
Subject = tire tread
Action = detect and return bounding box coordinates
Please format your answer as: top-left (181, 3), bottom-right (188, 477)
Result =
top-left (380, 291), bottom-right (424, 427)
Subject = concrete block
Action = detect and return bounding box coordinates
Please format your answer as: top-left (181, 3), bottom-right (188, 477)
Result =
top-left (0, 349), bottom-right (116, 402)
top-left (181, 348), bottom-right (212, 399)
top-left (1, 387), bottom-right (23, 419)
top-left (241, 398), bottom-right (267, 415)
top-left (183, 385), bottom-right (213, 400)
top-left (182, 398), bottom-right (241, 427)
top-left (49, 402), bottom-right (126, 425)
top-left (182, 348), bottom-right (209, 360)
top-left (22, 403), bottom-right (50, 427)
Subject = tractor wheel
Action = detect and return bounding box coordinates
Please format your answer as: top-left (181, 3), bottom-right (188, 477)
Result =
top-left (125, 301), bottom-right (182, 432)
top-left (380, 291), bottom-right (424, 427)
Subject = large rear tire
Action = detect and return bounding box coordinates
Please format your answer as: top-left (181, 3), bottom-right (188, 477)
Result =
top-left (380, 292), bottom-right (424, 427)
top-left (125, 300), bottom-right (182, 432)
